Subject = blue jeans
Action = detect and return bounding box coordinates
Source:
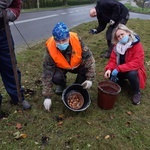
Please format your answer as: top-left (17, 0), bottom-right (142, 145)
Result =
top-left (117, 70), bottom-right (140, 94)
top-left (0, 29), bottom-right (24, 103)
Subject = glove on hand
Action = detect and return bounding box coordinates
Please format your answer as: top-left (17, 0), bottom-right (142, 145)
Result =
top-left (110, 76), bottom-right (118, 83)
top-left (111, 69), bottom-right (118, 76)
top-left (1, 9), bottom-right (17, 22)
top-left (109, 20), bottom-right (115, 25)
top-left (89, 29), bottom-right (97, 34)
top-left (81, 80), bottom-right (92, 90)
top-left (43, 98), bottom-right (52, 111)
top-left (0, 0), bottom-right (7, 9)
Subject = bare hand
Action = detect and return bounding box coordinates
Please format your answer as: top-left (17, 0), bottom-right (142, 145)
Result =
top-left (104, 70), bottom-right (111, 78)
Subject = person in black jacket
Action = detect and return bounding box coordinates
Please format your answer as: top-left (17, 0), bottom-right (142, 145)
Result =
top-left (89, 0), bottom-right (129, 58)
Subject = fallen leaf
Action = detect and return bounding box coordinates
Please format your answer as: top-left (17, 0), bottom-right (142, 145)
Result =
top-left (127, 111), bottom-right (132, 116)
top-left (13, 131), bottom-right (20, 139)
top-left (14, 110), bottom-right (17, 114)
top-left (13, 131), bottom-right (27, 139)
top-left (104, 135), bottom-right (110, 139)
top-left (16, 123), bottom-right (22, 129)
top-left (58, 121), bottom-right (63, 125)
top-left (146, 61), bottom-right (150, 66)
top-left (35, 142), bottom-right (39, 145)
top-left (17, 110), bottom-right (23, 114)
top-left (87, 121), bottom-right (91, 125)
top-left (20, 134), bottom-right (27, 138)
top-left (87, 144), bottom-right (91, 147)
top-left (58, 114), bottom-right (64, 120)
top-left (109, 115), bottom-right (114, 119)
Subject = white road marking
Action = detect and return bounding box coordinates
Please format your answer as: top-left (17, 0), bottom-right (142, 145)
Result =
top-left (10, 8), bottom-right (89, 25)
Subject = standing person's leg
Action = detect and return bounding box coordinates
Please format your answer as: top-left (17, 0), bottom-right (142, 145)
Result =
top-left (119, 13), bottom-right (129, 25)
top-left (100, 14), bottom-right (129, 59)
top-left (100, 26), bottom-right (114, 58)
top-left (0, 30), bottom-right (31, 109)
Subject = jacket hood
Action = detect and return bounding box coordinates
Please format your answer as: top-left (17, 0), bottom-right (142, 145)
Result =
top-left (132, 35), bottom-right (140, 45)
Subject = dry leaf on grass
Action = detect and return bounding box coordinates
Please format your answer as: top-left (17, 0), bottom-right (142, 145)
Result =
top-left (104, 135), bottom-right (110, 139)
top-left (13, 131), bottom-right (27, 139)
top-left (126, 111), bottom-right (132, 116)
top-left (16, 123), bottom-right (22, 129)
top-left (87, 121), bottom-right (91, 125)
top-left (58, 121), bottom-right (63, 125)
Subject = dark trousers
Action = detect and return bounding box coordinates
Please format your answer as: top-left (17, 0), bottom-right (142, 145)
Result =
top-left (0, 30), bottom-right (24, 103)
top-left (52, 65), bottom-right (87, 86)
top-left (106, 15), bottom-right (129, 53)
top-left (117, 70), bottom-right (140, 94)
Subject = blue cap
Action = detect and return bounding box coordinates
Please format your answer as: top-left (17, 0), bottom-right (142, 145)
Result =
top-left (52, 22), bottom-right (69, 41)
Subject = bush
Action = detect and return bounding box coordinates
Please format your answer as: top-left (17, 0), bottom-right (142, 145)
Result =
top-left (22, 0), bottom-right (95, 9)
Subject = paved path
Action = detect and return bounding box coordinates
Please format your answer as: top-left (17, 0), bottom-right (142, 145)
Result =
top-left (12, 3), bottom-right (149, 52)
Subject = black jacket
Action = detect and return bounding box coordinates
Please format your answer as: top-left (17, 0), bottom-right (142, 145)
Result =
top-left (95, 0), bottom-right (129, 33)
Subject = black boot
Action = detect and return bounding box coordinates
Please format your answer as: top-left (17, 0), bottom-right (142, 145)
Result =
top-left (55, 83), bottom-right (66, 95)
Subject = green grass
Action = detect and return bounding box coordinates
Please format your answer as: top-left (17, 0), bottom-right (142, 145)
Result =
top-left (125, 3), bottom-right (150, 14)
top-left (0, 19), bottom-right (150, 150)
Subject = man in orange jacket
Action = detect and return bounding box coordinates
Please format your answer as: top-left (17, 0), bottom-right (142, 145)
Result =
top-left (42, 22), bottom-right (96, 111)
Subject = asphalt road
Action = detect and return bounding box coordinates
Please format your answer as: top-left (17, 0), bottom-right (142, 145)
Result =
top-left (10, 4), bottom-right (150, 52)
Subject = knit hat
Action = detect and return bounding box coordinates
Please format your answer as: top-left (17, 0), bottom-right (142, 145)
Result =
top-left (52, 22), bottom-right (69, 41)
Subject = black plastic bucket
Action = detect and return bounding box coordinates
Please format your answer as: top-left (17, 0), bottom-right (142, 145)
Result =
top-left (62, 84), bottom-right (91, 112)
top-left (98, 80), bottom-right (121, 110)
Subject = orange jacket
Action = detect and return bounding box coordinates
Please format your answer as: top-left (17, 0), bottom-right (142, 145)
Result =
top-left (46, 32), bottom-right (82, 70)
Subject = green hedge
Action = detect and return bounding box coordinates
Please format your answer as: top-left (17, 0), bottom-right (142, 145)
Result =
top-left (67, 0), bottom-right (94, 6)
top-left (22, 0), bottom-right (95, 9)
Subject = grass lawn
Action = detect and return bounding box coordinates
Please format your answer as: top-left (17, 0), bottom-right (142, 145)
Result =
top-left (0, 19), bottom-right (150, 150)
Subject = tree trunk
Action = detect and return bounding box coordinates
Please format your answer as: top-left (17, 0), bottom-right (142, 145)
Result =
top-left (63, 0), bottom-right (67, 5)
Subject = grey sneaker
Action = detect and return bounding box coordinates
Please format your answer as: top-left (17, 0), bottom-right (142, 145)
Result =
top-left (21, 100), bottom-right (31, 110)
top-left (132, 92), bottom-right (141, 105)
top-left (55, 85), bottom-right (65, 95)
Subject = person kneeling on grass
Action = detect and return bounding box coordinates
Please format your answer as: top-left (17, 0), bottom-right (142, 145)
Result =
top-left (104, 24), bottom-right (147, 105)
top-left (42, 22), bottom-right (96, 111)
